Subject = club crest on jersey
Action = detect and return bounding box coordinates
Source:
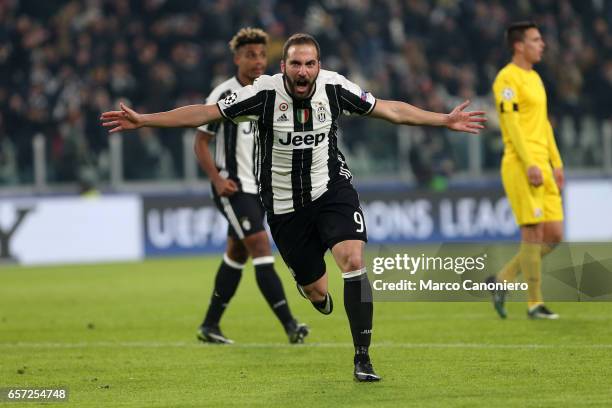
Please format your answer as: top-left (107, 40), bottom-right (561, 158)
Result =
top-left (296, 108), bottom-right (310, 124)
top-left (316, 106), bottom-right (326, 122)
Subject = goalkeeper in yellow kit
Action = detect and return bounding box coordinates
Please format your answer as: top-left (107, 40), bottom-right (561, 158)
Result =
top-left (488, 21), bottom-right (564, 319)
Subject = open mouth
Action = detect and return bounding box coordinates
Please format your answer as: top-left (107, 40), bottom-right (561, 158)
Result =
top-left (295, 79), bottom-right (309, 92)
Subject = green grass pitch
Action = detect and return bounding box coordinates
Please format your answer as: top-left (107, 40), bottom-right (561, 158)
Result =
top-left (1, 254), bottom-right (612, 407)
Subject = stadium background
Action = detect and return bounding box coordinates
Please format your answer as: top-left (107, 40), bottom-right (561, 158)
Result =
top-left (1, 0), bottom-right (610, 263)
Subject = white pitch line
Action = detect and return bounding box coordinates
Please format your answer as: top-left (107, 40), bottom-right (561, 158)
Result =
top-left (1, 341), bottom-right (612, 350)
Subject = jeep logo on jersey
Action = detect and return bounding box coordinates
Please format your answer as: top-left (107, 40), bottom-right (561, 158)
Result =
top-left (296, 108), bottom-right (310, 124)
top-left (278, 132), bottom-right (326, 147)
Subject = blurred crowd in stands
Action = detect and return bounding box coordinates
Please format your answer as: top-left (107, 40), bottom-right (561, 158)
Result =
top-left (1, 0), bottom-right (611, 187)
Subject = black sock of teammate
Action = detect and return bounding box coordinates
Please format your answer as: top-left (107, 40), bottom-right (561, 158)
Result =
top-left (202, 257), bottom-right (243, 327)
top-left (343, 269), bottom-right (373, 358)
top-left (254, 259), bottom-right (294, 329)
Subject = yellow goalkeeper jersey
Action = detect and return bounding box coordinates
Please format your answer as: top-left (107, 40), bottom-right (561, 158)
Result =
top-left (493, 63), bottom-right (562, 169)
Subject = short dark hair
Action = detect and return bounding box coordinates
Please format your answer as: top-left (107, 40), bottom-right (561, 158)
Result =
top-left (282, 33), bottom-right (321, 61)
top-left (229, 27), bottom-right (268, 53)
top-left (506, 21), bottom-right (539, 52)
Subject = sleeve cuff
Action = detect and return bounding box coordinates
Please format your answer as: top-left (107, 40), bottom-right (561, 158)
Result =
top-left (196, 127), bottom-right (216, 136)
top-left (216, 102), bottom-right (229, 119)
top-left (365, 98), bottom-right (377, 116)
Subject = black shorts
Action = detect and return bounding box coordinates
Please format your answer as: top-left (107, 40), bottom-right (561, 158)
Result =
top-left (213, 190), bottom-right (266, 240)
top-left (268, 182), bottom-right (367, 286)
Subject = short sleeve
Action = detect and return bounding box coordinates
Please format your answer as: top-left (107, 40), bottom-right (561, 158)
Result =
top-left (217, 82), bottom-right (264, 123)
top-left (337, 75), bottom-right (376, 116)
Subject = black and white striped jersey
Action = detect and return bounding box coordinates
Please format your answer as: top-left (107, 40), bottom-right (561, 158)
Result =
top-left (217, 69), bottom-right (376, 215)
top-left (198, 76), bottom-right (258, 194)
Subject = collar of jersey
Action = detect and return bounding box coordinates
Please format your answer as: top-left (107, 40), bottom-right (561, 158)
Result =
top-left (234, 75), bottom-right (249, 87)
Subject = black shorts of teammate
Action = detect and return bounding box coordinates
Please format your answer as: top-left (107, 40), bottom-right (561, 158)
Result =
top-left (212, 189), bottom-right (266, 240)
top-left (268, 182), bottom-right (368, 286)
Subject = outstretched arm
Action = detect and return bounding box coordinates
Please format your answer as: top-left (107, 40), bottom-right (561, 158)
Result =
top-left (101, 103), bottom-right (223, 133)
top-left (370, 99), bottom-right (486, 134)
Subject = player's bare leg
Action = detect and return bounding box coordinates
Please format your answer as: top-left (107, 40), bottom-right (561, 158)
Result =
top-left (299, 273), bottom-right (332, 313)
top-left (542, 221), bottom-right (563, 254)
top-left (243, 231), bottom-right (308, 343)
top-left (331, 240), bottom-right (380, 382)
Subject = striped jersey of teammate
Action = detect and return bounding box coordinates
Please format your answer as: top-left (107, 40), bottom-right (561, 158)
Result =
top-left (198, 77), bottom-right (258, 194)
top-left (217, 69), bottom-right (376, 215)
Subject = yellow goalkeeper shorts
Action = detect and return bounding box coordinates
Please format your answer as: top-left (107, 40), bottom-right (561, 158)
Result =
top-left (501, 158), bottom-right (564, 226)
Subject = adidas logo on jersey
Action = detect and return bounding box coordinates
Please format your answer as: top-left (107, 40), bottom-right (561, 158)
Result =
top-left (277, 113), bottom-right (289, 122)
top-left (339, 167), bottom-right (352, 179)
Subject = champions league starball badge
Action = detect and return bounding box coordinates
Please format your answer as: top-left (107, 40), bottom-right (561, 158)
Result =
top-left (223, 92), bottom-right (238, 106)
top-left (501, 88), bottom-right (515, 100)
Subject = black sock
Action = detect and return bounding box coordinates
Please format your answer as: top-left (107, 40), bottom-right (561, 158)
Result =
top-left (310, 292), bottom-right (333, 314)
top-left (343, 269), bottom-right (373, 355)
top-left (312, 295), bottom-right (327, 309)
top-left (202, 257), bottom-right (243, 327)
top-left (355, 345), bottom-right (370, 363)
top-left (254, 258), bottom-right (294, 329)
